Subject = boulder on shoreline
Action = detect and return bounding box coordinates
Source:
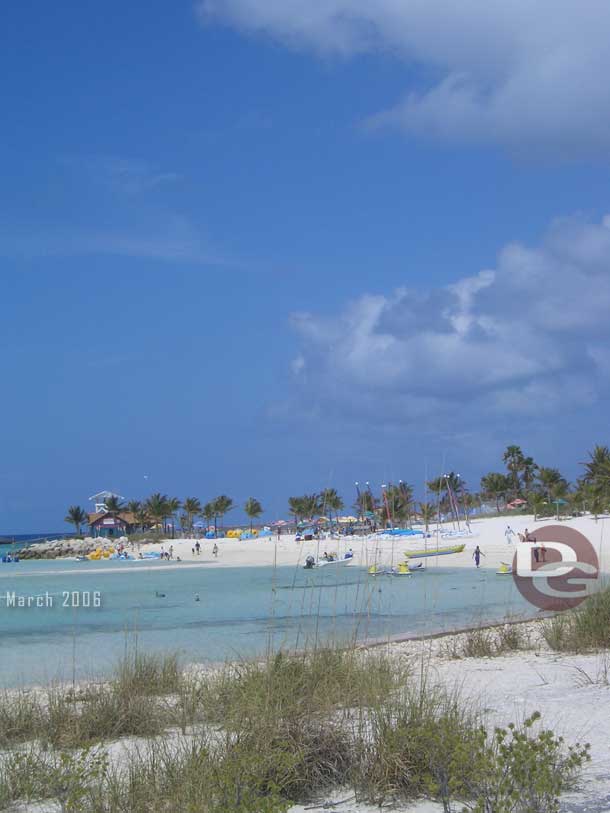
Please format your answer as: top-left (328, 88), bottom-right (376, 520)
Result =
top-left (16, 536), bottom-right (127, 560)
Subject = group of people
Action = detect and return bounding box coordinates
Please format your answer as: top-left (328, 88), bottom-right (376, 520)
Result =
top-left (190, 540), bottom-right (219, 557)
top-left (504, 525), bottom-right (548, 562)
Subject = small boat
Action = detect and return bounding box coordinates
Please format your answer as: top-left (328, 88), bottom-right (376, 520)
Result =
top-left (304, 553), bottom-right (353, 569)
top-left (496, 562), bottom-right (513, 575)
top-left (403, 543), bottom-right (465, 560)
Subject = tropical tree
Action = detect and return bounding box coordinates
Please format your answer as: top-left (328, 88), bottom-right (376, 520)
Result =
top-left (244, 497), bottom-right (263, 531)
top-left (65, 506), bottom-right (88, 536)
top-left (126, 500), bottom-right (143, 532)
top-left (212, 495), bottom-right (233, 534)
top-left (582, 445), bottom-right (610, 510)
top-left (384, 482), bottom-right (414, 527)
top-left (166, 497), bottom-right (181, 530)
top-left (521, 456), bottom-right (538, 493)
top-left (536, 467), bottom-right (568, 502)
top-left (526, 492), bottom-right (547, 522)
top-left (182, 497), bottom-right (202, 533)
top-left (354, 489), bottom-right (377, 520)
top-left (127, 500), bottom-right (141, 517)
top-left (104, 494), bottom-right (124, 515)
top-left (301, 493), bottom-right (321, 521)
top-left (320, 488), bottom-right (344, 525)
top-left (202, 502), bottom-right (215, 533)
top-left (503, 445), bottom-right (525, 495)
top-left (134, 505), bottom-right (150, 533)
top-left (288, 496), bottom-right (305, 525)
top-left (145, 493), bottom-right (169, 535)
top-left (427, 472), bottom-right (464, 516)
top-left (418, 502), bottom-right (437, 533)
top-left (480, 472), bottom-right (511, 513)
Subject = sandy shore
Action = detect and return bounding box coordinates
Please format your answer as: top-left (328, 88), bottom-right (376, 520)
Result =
top-left (131, 512), bottom-right (609, 573)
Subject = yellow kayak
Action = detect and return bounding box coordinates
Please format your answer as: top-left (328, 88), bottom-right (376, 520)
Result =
top-left (403, 544), bottom-right (465, 560)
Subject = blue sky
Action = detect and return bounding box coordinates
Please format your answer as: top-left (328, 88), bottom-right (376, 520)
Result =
top-left (3, 1), bottom-right (610, 531)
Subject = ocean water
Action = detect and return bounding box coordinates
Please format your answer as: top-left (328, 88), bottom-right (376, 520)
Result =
top-left (0, 560), bottom-right (535, 687)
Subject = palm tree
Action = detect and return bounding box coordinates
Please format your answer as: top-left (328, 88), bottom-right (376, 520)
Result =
top-left (384, 482), bottom-right (414, 527)
top-left (527, 492), bottom-right (547, 522)
top-left (536, 467), bottom-right (568, 502)
top-left (288, 496), bottom-right (305, 525)
top-left (418, 502), bottom-right (437, 533)
top-left (145, 493), bottom-right (169, 535)
top-left (65, 506), bottom-right (88, 536)
top-left (503, 445), bottom-right (525, 495)
top-left (182, 497), bottom-right (202, 534)
top-left (134, 505), bottom-right (150, 533)
top-left (427, 473), bottom-right (463, 516)
top-left (212, 495), bottom-right (233, 534)
top-left (127, 500), bottom-right (141, 516)
top-left (582, 445), bottom-right (610, 509)
top-left (301, 493), bottom-right (321, 522)
top-left (244, 497), bottom-right (263, 531)
top-left (320, 488), bottom-right (344, 526)
top-left (165, 497), bottom-right (181, 533)
top-left (480, 472), bottom-right (511, 513)
top-left (520, 457), bottom-right (538, 493)
top-left (202, 502), bottom-right (215, 534)
top-left (104, 494), bottom-right (124, 515)
top-left (354, 490), bottom-right (376, 520)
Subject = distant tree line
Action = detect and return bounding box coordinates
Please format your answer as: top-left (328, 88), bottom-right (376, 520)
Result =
top-left (64, 494), bottom-right (263, 536)
top-left (65, 443), bottom-right (610, 534)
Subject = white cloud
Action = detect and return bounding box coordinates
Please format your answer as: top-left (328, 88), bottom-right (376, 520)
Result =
top-left (60, 155), bottom-right (181, 196)
top-left (199, 0), bottom-right (610, 154)
top-left (287, 214), bottom-right (610, 428)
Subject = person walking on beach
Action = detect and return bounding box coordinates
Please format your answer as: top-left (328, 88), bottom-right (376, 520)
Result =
top-left (212, 543), bottom-right (218, 558)
top-left (195, 540), bottom-right (201, 556)
top-left (169, 545), bottom-right (174, 560)
top-left (505, 525), bottom-right (515, 544)
top-left (473, 545), bottom-right (485, 568)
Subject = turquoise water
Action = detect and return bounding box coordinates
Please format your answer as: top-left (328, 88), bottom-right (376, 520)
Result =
top-left (0, 560), bottom-right (535, 687)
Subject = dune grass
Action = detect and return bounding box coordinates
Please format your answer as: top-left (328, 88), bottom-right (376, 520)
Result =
top-left (442, 622), bottom-right (531, 659)
top-left (0, 646), bottom-right (590, 812)
top-left (543, 583), bottom-right (610, 652)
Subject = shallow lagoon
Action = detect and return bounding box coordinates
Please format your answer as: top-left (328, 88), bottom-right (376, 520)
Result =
top-left (0, 559), bottom-right (535, 687)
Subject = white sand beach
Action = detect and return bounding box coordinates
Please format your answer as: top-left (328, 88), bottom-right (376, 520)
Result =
top-left (133, 512), bottom-right (610, 573)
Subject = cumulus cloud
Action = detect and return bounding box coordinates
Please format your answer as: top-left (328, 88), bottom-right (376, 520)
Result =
top-left (199, 0), bottom-right (610, 154)
top-left (287, 214), bottom-right (610, 429)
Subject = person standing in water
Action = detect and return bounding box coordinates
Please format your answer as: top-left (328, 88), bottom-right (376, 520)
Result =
top-left (473, 545), bottom-right (485, 568)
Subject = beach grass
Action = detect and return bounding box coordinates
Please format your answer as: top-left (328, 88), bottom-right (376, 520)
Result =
top-left (442, 621), bottom-right (531, 659)
top-left (0, 645), bottom-right (590, 812)
top-left (542, 583), bottom-right (610, 652)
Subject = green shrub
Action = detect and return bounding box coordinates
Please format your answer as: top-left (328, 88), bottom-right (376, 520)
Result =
top-left (463, 712), bottom-right (590, 813)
